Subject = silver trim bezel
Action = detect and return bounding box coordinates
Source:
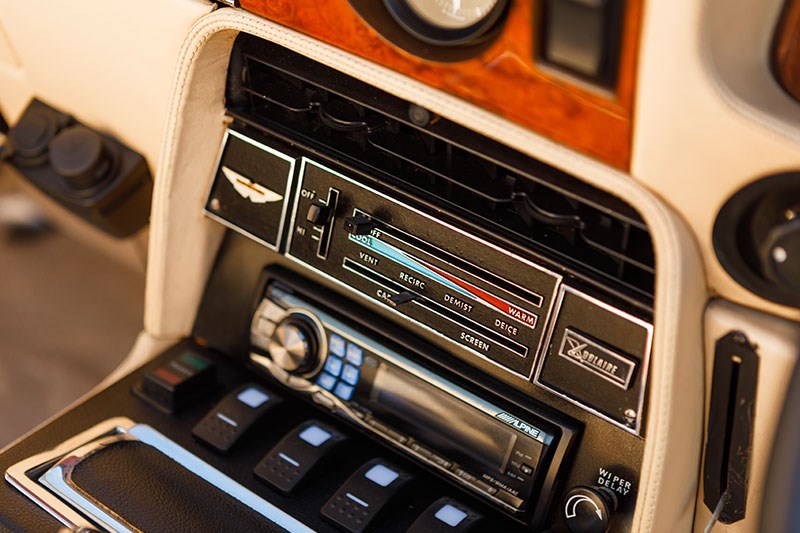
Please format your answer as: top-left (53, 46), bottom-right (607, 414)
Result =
top-left (5, 418), bottom-right (314, 533)
top-left (284, 157), bottom-right (563, 381)
top-left (533, 285), bottom-right (654, 436)
top-left (202, 128), bottom-right (297, 252)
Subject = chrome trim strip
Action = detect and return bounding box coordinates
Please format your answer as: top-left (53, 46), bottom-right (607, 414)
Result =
top-left (533, 285), bottom-right (654, 436)
top-left (5, 418), bottom-right (135, 532)
top-left (5, 418), bottom-right (315, 533)
top-left (202, 128), bottom-right (297, 252)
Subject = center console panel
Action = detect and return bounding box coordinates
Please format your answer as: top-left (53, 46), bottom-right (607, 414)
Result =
top-left (1, 28), bottom-right (660, 533)
top-left (2, 340), bottom-right (551, 533)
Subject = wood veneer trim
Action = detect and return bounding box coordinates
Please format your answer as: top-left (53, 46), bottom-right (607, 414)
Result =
top-left (237, 0), bottom-right (643, 169)
top-left (774, 0), bottom-right (800, 102)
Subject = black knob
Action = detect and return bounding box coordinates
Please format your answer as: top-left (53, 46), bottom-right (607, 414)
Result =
top-left (268, 317), bottom-right (319, 375)
top-left (306, 201), bottom-right (332, 226)
top-left (343, 214), bottom-right (374, 236)
top-left (388, 291), bottom-right (418, 307)
top-left (761, 216), bottom-right (800, 293)
top-left (563, 486), bottom-right (617, 533)
top-left (49, 125), bottom-right (111, 190)
top-left (8, 107), bottom-right (59, 163)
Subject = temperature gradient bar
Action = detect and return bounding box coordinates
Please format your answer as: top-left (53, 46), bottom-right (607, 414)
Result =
top-left (349, 232), bottom-right (541, 329)
top-left (343, 215), bottom-right (548, 376)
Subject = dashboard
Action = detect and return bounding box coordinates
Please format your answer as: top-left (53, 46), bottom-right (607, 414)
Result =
top-left (0, 1), bottom-right (799, 532)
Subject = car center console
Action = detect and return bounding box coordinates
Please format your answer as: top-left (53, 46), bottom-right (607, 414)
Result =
top-left (0, 17), bottom-right (679, 533)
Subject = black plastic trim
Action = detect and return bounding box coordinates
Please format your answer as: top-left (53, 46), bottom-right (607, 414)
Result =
top-left (703, 331), bottom-right (759, 524)
top-left (226, 35), bottom-right (655, 306)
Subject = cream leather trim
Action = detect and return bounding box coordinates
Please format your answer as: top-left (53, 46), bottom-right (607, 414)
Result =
top-left (146, 8), bottom-right (707, 532)
top-left (633, 0), bottom-right (800, 322)
top-left (0, 0), bottom-right (215, 167)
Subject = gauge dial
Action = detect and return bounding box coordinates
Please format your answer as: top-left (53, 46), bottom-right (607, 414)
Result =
top-left (406, 0), bottom-right (501, 30)
top-left (384, 0), bottom-right (508, 46)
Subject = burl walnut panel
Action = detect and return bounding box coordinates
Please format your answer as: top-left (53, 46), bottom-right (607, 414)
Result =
top-left (774, 0), bottom-right (800, 103)
top-left (238, 0), bottom-right (643, 169)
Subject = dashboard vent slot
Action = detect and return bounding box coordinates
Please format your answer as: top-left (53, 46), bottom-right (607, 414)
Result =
top-left (227, 37), bottom-right (655, 303)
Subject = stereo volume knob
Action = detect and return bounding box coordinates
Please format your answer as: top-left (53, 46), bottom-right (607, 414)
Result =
top-left (268, 317), bottom-right (319, 375)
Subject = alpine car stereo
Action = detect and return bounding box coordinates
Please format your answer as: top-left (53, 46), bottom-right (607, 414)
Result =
top-left (249, 280), bottom-right (575, 526)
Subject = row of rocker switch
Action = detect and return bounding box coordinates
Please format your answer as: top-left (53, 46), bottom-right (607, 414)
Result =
top-left (137, 354), bottom-right (483, 532)
top-left (188, 384), bottom-right (484, 531)
top-left (320, 459), bottom-right (482, 532)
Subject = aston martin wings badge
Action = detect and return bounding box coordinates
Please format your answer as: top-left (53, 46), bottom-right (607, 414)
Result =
top-left (222, 166), bottom-right (284, 204)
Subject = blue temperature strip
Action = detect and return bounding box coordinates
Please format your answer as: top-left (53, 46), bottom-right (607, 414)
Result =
top-left (349, 234), bottom-right (472, 299)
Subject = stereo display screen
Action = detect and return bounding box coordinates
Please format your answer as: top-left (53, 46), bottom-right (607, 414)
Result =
top-left (368, 363), bottom-right (517, 474)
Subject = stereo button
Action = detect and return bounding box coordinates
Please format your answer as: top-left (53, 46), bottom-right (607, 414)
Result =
top-left (367, 418), bottom-right (408, 444)
top-left (329, 333), bottom-right (346, 357)
top-left (346, 343), bottom-right (364, 365)
top-left (317, 372), bottom-right (337, 391)
top-left (269, 318), bottom-right (318, 375)
top-left (312, 391), bottom-right (336, 410)
top-left (334, 382), bottom-right (354, 401)
top-left (324, 356), bottom-right (343, 377)
top-left (341, 364), bottom-right (360, 385)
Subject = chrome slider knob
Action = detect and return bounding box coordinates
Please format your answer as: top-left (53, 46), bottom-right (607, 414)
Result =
top-left (268, 317), bottom-right (318, 375)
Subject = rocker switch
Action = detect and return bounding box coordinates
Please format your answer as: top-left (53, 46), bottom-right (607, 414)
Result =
top-left (408, 497), bottom-right (483, 532)
top-left (192, 383), bottom-right (281, 453)
top-left (254, 420), bottom-right (347, 494)
top-left (321, 459), bottom-right (413, 532)
top-left (136, 351), bottom-right (216, 413)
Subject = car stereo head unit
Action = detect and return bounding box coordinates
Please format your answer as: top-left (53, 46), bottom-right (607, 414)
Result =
top-left (249, 281), bottom-right (575, 526)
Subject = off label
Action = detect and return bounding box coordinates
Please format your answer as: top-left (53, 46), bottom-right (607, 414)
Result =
top-left (597, 468), bottom-right (634, 496)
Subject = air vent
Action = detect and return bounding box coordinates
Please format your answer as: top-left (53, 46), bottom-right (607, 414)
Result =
top-left (227, 36), bottom-right (655, 303)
